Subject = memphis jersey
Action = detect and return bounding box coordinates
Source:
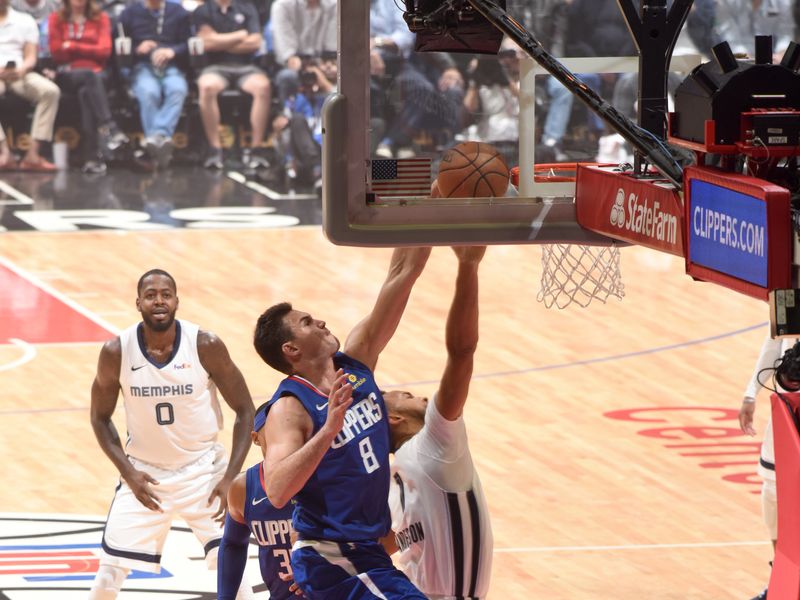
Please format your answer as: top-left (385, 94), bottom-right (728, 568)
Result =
top-left (268, 352), bottom-right (391, 541)
top-left (243, 462), bottom-right (295, 600)
top-left (389, 398), bottom-right (493, 599)
top-left (118, 320), bottom-right (223, 469)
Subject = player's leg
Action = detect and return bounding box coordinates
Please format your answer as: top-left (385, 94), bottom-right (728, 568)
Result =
top-left (178, 443), bottom-right (255, 599)
top-left (292, 539), bottom-right (426, 599)
top-left (90, 460), bottom-right (175, 597)
top-left (753, 419), bottom-right (776, 600)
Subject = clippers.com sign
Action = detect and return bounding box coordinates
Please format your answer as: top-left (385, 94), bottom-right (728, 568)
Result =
top-left (576, 165), bottom-right (684, 256)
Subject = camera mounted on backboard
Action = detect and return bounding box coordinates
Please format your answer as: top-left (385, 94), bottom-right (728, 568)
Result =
top-left (776, 341), bottom-right (800, 391)
top-left (402, 0), bottom-right (505, 54)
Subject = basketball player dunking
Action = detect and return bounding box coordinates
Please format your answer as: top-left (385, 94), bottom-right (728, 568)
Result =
top-left (89, 269), bottom-right (256, 600)
top-left (252, 247), bottom-right (431, 599)
top-left (382, 246), bottom-right (493, 600)
top-left (217, 401), bottom-right (299, 600)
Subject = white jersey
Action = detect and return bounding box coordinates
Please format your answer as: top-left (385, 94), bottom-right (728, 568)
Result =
top-left (389, 398), bottom-right (493, 600)
top-left (118, 319), bottom-right (223, 469)
top-left (743, 333), bottom-right (798, 481)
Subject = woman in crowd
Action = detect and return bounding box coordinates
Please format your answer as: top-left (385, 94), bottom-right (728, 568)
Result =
top-left (48, 0), bottom-right (127, 174)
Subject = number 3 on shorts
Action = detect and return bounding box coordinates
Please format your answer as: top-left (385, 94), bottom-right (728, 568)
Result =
top-left (359, 437), bottom-right (379, 473)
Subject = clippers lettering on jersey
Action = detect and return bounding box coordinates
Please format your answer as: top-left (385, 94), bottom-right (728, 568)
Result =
top-left (395, 521), bottom-right (425, 552)
top-left (330, 393), bottom-right (383, 449)
top-left (129, 384), bottom-right (194, 397)
top-left (250, 519), bottom-right (292, 547)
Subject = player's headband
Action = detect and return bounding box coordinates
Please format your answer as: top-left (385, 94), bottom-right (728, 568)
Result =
top-left (253, 401), bottom-right (270, 432)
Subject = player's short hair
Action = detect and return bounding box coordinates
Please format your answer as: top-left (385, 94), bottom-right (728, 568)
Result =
top-left (254, 302), bottom-right (294, 374)
top-left (137, 269), bottom-right (177, 296)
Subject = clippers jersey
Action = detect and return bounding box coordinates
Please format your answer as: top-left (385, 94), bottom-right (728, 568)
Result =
top-left (389, 398), bottom-right (493, 599)
top-left (118, 320), bottom-right (223, 469)
top-left (269, 352), bottom-right (391, 542)
top-left (243, 463), bottom-right (295, 600)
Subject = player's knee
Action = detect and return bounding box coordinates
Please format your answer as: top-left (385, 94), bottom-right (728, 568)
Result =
top-left (89, 564), bottom-right (130, 599)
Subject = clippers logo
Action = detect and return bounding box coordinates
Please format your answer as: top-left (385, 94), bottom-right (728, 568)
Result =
top-left (609, 187), bottom-right (679, 245)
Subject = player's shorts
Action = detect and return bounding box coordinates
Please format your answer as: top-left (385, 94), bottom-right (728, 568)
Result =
top-left (757, 418), bottom-right (775, 482)
top-left (100, 443), bottom-right (227, 573)
top-left (292, 538), bottom-right (427, 599)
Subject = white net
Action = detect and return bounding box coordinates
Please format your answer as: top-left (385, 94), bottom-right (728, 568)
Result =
top-left (538, 243), bottom-right (625, 309)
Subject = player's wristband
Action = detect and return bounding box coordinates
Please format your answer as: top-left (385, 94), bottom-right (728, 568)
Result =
top-left (742, 396), bottom-right (756, 404)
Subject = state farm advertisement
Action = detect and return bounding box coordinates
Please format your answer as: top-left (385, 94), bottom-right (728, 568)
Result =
top-left (575, 165), bottom-right (684, 256)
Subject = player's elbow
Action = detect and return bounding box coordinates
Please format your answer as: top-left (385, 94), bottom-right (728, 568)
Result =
top-left (266, 490), bottom-right (290, 509)
top-left (446, 340), bottom-right (478, 359)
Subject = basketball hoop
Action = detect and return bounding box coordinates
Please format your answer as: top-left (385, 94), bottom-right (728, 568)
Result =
top-left (527, 163), bottom-right (625, 309)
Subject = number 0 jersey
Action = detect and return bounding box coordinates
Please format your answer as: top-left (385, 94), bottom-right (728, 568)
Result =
top-left (118, 320), bottom-right (223, 469)
top-left (389, 398), bottom-right (493, 599)
top-left (243, 462), bottom-right (295, 600)
top-left (268, 352), bottom-right (392, 542)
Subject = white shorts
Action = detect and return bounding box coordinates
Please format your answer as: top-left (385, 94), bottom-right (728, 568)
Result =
top-left (757, 418), bottom-right (775, 482)
top-left (100, 443), bottom-right (228, 573)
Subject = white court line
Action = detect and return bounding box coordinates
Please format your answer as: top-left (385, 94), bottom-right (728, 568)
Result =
top-left (495, 540), bottom-right (769, 554)
top-left (227, 171), bottom-right (317, 201)
top-left (0, 256), bottom-right (120, 335)
top-left (0, 338), bottom-right (36, 371)
top-left (0, 340), bottom-right (103, 348)
top-left (0, 180), bottom-right (34, 206)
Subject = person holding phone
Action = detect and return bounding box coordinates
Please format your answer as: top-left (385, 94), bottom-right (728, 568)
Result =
top-left (0, 0), bottom-right (60, 171)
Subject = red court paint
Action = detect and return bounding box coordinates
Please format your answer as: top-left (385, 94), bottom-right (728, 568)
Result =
top-left (0, 261), bottom-right (116, 345)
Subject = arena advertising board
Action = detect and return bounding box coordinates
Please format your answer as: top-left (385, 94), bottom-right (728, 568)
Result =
top-left (575, 165), bottom-right (684, 256)
top-left (683, 166), bottom-right (792, 300)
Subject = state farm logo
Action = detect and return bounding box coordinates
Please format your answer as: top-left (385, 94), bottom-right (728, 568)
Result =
top-left (610, 188), bottom-right (626, 227)
top-left (608, 187), bottom-right (679, 245)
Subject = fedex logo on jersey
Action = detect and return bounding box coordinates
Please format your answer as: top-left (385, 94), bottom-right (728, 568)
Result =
top-left (331, 393), bottom-right (383, 449)
top-left (173, 363), bottom-right (192, 370)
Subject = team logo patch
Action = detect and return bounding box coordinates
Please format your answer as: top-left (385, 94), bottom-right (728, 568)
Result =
top-left (0, 513), bottom-right (266, 599)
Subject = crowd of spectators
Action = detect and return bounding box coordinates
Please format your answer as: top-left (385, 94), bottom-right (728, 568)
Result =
top-left (1, 0), bottom-right (799, 187)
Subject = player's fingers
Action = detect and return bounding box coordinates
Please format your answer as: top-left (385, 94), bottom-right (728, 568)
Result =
top-left (144, 473), bottom-right (160, 485)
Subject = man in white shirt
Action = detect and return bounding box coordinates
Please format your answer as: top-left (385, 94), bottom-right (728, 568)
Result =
top-left (383, 246), bottom-right (494, 600)
top-left (0, 0), bottom-right (60, 170)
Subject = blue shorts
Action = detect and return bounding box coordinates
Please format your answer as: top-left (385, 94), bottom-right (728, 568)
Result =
top-left (291, 539), bottom-right (425, 599)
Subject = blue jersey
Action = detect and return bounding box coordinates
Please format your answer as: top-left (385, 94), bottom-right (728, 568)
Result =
top-left (269, 352), bottom-right (392, 542)
top-left (243, 463), bottom-right (295, 600)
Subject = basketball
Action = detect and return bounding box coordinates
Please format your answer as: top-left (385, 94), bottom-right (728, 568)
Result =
top-left (436, 141), bottom-right (510, 198)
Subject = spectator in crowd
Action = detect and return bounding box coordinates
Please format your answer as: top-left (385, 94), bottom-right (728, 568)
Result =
top-left (462, 37), bottom-right (522, 167)
top-left (11, 0), bottom-right (56, 22)
top-left (0, 0), bottom-right (60, 171)
top-left (119, 0), bottom-right (191, 168)
top-left (269, 0), bottom-right (336, 103)
top-left (541, 0), bottom-right (633, 161)
top-left (272, 49), bottom-right (335, 190)
top-left (49, 0), bottom-right (129, 174)
top-left (713, 0), bottom-right (795, 57)
top-left (193, 0), bottom-right (272, 170)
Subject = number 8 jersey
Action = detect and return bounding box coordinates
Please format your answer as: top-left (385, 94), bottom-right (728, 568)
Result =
top-left (268, 352), bottom-right (392, 542)
top-left (118, 320), bottom-right (223, 469)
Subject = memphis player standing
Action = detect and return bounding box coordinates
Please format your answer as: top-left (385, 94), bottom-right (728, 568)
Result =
top-left (218, 404), bottom-right (296, 599)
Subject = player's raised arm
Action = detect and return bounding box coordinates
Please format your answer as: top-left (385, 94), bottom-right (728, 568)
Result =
top-left (435, 246), bottom-right (486, 421)
top-left (197, 331), bottom-right (255, 518)
top-left (90, 338), bottom-right (163, 512)
top-left (344, 247), bottom-right (432, 371)
top-left (262, 371), bottom-right (353, 508)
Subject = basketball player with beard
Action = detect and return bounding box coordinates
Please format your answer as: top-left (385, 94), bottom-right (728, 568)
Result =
top-left (89, 268), bottom-right (256, 599)
top-left (382, 246), bottom-right (493, 600)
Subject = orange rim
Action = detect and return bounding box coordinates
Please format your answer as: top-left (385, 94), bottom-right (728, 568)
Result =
top-left (532, 162), bottom-right (579, 182)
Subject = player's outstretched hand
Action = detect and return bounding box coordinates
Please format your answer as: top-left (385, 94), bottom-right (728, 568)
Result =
top-left (207, 477), bottom-right (232, 523)
top-left (125, 468), bottom-right (162, 512)
top-left (739, 400), bottom-right (757, 436)
top-left (452, 245), bottom-right (487, 264)
top-left (322, 369), bottom-right (353, 436)
top-left (279, 570), bottom-right (306, 596)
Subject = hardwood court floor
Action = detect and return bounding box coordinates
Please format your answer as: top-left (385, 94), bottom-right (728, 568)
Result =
top-left (0, 225), bottom-right (775, 598)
